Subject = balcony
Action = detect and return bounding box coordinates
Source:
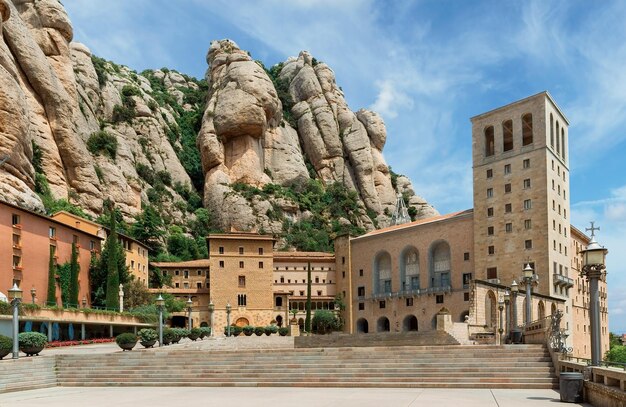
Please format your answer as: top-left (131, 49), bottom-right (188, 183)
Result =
top-left (553, 273), bottom-right (574, 288)
top-left (368, 285), bottom-right (452, 300)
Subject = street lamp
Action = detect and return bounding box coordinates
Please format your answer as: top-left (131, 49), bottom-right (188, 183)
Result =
top-left (580, 229), bottom-right (608, 366)
top-left (503, 290), bottom-right (510, 342)
top-left (521, 263), bottom-right (536, 328)
top-left (30, 287), bottom-right (36, 305)
top-left (208, 301), bottom-right (215, 337)
top-left (186, 297), bottom-right (193, 330)
top-left (156, 294), bottom-right (165, 347)
top-left (510, 280), bottom-right (521, 343)
top-left (498, 296), bottom-right (504, 345)
top-left (225, 302), bottom-right (232, 337)
top-left (8, 283), bottom-right (23, 359)
top-left (118, 284), bottom-right (124, 313)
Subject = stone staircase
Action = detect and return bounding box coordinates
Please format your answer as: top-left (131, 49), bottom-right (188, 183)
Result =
top-left (55, 344), bottom-right (557, 389)
top-left (448, 323), bottom-right (473, 345)
top-left (0, 356), bottom-right (57, 393)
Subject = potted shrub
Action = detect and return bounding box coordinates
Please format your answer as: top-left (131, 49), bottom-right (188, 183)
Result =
top-left (242, 325), bottom-right (254, 336)
top-left (18, 332), bottom-right (47, 356)
top-left (115, 333), bottom-right (138, 351)
top-left (162, 328), bottom-right (175, 345)
top-left (278, 327), bottom-right (289, 337)
top-left (0, 334), bottom-right (12, 359)
top-left (189, 327), bottom-right (201, 341)
top-left (264, 325), bottom-right (278, 336)
top-left (200, 327), bottom-right (211, 338)
top-left (254, 326), bottom-right (264, 336)
top-left (138, 328), bottom-right (158, 348)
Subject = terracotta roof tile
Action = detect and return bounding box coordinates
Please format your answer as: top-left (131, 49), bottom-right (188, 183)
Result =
top-left (356, 209), bottom-right (474, 239)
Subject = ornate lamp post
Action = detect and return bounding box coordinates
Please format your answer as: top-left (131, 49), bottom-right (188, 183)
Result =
top-left (580, 225), bottom-right (608, 366)
top-left (30, 287), bottom-right (36, 305)
top-left (503, 290), bottom-right (510, 342)
top-left (8, 283), bottom-right (23, 359)
top-left (208, 301), bottom-right (215, 337)
top-left (498, 296), bottom-right (505, 345)
top-left (225, 303), bottom-right (232, 337)
top-left (521, 263), bottom-right (536, 327)
top-left (186, 297), bottom-right (193, 330)
top-left (156, 294), bottom-right (165, 347)
top-left (510, 281), bottom-right (520, 343)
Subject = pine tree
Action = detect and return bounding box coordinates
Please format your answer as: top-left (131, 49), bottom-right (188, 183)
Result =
top-left (46, 245), bottom-right (57, 306)
top-left (105, 201), bottom-right (120, 309)
top-left (68, 242), bottom-right (80, 307)
top-left (305, 262), bottom-right (312, 332)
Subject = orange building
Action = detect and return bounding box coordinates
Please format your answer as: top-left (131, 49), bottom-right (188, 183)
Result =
top-left (52, 211), bottom-right (150, 285)
top-left (0, 201), bottom-right (100, 307)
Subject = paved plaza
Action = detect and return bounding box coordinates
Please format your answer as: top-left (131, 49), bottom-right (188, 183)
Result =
top-left (0, 387), bottom-right (592, 407)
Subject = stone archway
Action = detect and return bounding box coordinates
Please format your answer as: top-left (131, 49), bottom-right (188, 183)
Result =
top-left (356, 318), bottom-right (369, 334)
top-left (377, 317), bottom-right (390, 332)
top-left (402, 315), bottom-right (418, 332)
top-left (276, 315), bottom-right (283, 327)
top-left (235, 317), bottom-right (249, 327)
top-left (538, 301), bottom-right (545, 320)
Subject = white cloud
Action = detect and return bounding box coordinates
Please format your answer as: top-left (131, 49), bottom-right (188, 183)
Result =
top-left (370, 80), bottom-right (413, 119)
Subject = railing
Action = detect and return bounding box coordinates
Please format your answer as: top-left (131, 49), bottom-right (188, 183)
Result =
top-left (553, 273), bottom-right (574, 287)
top-left (367, 286), bottom-right (452, 301)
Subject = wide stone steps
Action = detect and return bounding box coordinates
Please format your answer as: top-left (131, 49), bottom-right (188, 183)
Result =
top-left (0, 356), bottom-right (57, 394)
top-left (54, 344), bottom-right (557, 389)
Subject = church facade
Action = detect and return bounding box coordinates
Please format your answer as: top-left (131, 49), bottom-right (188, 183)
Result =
top-left (335, 92), bottom-right (608, 358)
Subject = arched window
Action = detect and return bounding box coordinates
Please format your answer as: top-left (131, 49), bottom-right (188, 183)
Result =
top-left (556, 121), bottom-right (560, 154)
top-left (538, 301), bottom-right (545, 320)
top-left (502, 120), bottom-right (513, 151)
top-left (561, 128), bottom-right (566, 160)
top-left (551, 303), bottom-right (557, 316)
top-left (374, 251), bottom-right (392, 294)
top-left (399, 247), bottom-right (419, 292)
top-left (550, 114), bottom-right (554, 148)
top-left (429, 241), bottom-right (451, 288)
top-left (484, 126), bottom-right (495, 156)
top-left (522, 114), bottom-right (533, 146)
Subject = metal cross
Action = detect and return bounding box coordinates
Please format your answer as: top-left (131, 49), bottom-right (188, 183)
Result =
top-left (586, 221), bottom-right (600, 238)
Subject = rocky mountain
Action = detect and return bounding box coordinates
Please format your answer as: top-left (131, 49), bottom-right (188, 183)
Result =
top-left (0, 0), bottom-right (437, 252)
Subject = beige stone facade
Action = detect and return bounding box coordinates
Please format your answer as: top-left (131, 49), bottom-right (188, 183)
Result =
top-left (52, 211), bottom-right (150, 285)
top-left (273, 251), bottom-right (337, 328)
top-left (336, 210), bottom-right (475, 334)
top-left (149, 259), bottom-right (210, 328)
top-left (150, 242), bottom-right (338, 332)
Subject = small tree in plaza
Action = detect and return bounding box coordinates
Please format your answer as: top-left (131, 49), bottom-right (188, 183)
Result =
top-left (312, 310), bottom-right (342, 335)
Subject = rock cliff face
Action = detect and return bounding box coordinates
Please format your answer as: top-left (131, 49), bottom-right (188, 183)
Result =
top-left (0, 1), bottom-right (437, 247)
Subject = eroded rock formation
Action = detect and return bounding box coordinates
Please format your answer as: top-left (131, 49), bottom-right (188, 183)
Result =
top-left (0, 2), bottom-right (437, 243)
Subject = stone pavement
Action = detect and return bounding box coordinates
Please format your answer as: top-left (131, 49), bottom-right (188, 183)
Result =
top-left (0, 387), bottom-right (592, 407)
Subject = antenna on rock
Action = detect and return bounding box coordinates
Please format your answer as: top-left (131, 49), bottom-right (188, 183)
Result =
top-left (391, 194), bottom-right (411, 226)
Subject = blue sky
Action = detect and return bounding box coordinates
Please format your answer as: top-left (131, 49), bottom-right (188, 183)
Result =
top-left (64, 0), bottom-right (626, 333)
